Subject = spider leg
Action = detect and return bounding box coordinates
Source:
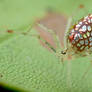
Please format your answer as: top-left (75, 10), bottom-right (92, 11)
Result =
top-left (63, 11), bottom-right (79, 89)
top-left (36, 23), bottom-right (65, 62)
top-left (3, 21), bottom-right (59, 55)
top-left (63, 6), bottom-right (86, 86)
top-left (37, 23), bottom-right (61, 50)
top-left (64, 4), bottom-right (86, 52)
top-left (64, 16), bottom-right (72, 51)
top-left (2, 21), bottom-right (36, 35)
top-left (63, 16), bottom-right (72, 88)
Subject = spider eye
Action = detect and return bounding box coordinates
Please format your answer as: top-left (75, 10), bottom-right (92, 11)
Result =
top-left (68, 14), bottom-right (92, 52)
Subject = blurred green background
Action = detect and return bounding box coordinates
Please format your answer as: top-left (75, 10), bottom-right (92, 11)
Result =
top-left (0, 0), bottom-right (92, 92)
top-left (0, 0), bottom-right (92, 30)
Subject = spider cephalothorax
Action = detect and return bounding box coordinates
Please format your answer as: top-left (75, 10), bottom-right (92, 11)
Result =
top-left (68, 14), bottom-right (92, 52)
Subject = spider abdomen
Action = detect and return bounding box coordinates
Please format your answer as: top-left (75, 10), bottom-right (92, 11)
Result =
top-left (69, 14), bottom-right (92, 52)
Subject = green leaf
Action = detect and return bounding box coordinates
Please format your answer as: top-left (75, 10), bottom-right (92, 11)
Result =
top-left (0, 30), bottom-right (62, 92)
top-left (0, 0), bottom-right (92, 92)
top-left (0, 29), bottom-right (92, 92)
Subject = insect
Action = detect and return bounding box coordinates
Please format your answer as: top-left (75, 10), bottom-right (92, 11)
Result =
top-left (2, 4), bottom-right (92, 77)
top-left (1, 4), bottom-right (92, 90)
top-left (34, 5), bottom-right (92, 83)
top-left (39, 6), bottom-right (92, 58)
top-left (62, 14), bottom-right (92, 57)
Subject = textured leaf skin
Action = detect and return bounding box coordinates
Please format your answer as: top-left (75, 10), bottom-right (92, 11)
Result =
top-left (0, 32), bottom-right (63, 92)
top-left (0, 30), bottom-right (92, 92)
top-left (0, 0), bottom-right (92, 92)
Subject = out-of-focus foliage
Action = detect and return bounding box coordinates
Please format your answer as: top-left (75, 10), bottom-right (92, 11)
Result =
top-left (0, 0), bottom-right (92, 92)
